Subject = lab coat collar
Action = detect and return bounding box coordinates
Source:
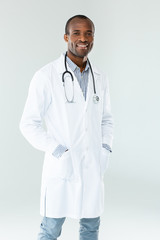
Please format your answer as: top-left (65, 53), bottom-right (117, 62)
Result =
top-left (66, 55), bottom-right (90, 73)
top-left (56, 54), bottom-right (101, 75)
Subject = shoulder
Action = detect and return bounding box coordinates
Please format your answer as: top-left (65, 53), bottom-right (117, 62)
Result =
top-left (91, 62), bottom-right (107, 78)
top-left (91, 63), bottom-right (109, 89)
top-left (34, 54), bottom-right (64, 79)
top-left (30, 54), bottom-right (64, 89)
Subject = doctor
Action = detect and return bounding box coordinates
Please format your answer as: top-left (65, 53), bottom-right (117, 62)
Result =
top-left (20, 15), bottom-right (114, 240)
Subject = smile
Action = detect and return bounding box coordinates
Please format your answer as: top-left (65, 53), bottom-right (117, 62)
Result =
top-left (77, 44), bottom-right (88, 49)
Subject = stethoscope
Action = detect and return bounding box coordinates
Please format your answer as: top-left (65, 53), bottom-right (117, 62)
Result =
top-left (62, 52), bottom-right (99, 104)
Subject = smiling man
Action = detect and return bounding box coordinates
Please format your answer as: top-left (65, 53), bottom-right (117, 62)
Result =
top-left (64, 16), bottom-right (94, 70)
top-left (20, 15), bottom-right (114, 240)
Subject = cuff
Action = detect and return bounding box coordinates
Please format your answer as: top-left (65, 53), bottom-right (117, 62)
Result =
top-left (102, 143), bottom-right (112, 152)
top-left (52, 145), bottom-right (68, 158)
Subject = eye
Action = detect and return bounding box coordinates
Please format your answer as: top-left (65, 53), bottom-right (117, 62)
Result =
top-left (73, 32), bottom-right (79, 35)
top-left (86, 32), bottom-right (93, 36)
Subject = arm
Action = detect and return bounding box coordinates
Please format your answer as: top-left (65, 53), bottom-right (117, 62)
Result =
top-left (101, 75), bottom-right (114, 151)
top-left (19, 71), bottom-right (59, 153)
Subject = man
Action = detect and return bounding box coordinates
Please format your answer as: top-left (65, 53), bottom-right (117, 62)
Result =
top-left (20, 15), bottom-right (114, 240)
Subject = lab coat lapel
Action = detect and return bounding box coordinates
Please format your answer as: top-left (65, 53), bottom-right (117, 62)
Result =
top-left (67, 62), bottom-right (99, 112)
top-left (84, 70), bottom-right (92, 110)
top-left (56, 54), bottom-right (100, 109)
top-left (60, 66), bottom-right (84, 105)
top-left (56, 55), bottom-right (85, 106)
top-left (71, 68), bottom-right (94, 113)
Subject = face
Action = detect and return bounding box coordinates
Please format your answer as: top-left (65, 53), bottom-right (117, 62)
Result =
top-left (64, 18), bottom-right (94, 58)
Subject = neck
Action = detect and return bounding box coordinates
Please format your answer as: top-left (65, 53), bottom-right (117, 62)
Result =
top-left (67, 51), bottom-right (88, 72)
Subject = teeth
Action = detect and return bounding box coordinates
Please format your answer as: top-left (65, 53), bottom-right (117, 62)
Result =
top-left (77, 44), bottom-right (88, 48)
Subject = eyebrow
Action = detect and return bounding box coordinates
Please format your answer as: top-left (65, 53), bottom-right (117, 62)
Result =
top-left (72, 30), bottom-right (93, 32)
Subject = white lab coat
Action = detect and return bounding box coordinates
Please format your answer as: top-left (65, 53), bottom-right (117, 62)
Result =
top-left (20, 54), bottom-right (114, 219)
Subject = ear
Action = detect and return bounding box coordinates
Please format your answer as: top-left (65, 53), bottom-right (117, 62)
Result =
top-left (64, 34), bottom-right (68, 43)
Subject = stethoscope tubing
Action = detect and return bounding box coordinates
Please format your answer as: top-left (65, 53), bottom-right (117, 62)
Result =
top-left (62, 52), bottom-right (99, 103)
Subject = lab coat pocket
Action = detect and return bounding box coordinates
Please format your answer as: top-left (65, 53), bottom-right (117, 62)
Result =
top-left (56, 150), bottom-right (74, 180)
top-left (100, 148), bottom-right (110, 176)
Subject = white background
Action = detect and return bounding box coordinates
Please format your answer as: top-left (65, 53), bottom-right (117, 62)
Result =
top-left (0, 0), bottom-right (160, 239)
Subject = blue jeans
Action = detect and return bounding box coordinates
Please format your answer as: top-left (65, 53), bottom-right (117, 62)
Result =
top-left (37, 216), bottom-right (100, 240)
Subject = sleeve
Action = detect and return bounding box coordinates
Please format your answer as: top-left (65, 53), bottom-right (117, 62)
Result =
top-left (19, 70), bottom-right (59, 153)
top-left (101, 74), bottom-right (114, 151)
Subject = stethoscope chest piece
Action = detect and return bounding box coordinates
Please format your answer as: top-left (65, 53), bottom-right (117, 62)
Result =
top-left (93, 94), bottom-right (99, 104)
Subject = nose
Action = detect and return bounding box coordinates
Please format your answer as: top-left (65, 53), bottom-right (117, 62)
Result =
top-left (79, 33), bottom-right (87, 42)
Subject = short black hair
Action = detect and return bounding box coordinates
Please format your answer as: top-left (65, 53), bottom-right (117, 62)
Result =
top-left (65, 15), bottom-right (95, 35)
